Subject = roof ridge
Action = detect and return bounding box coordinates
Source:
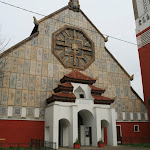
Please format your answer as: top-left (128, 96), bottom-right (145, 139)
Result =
top-left (65, 70), bottom-right (95, 80)
top-left (0, 32), bottom-right (39, 59)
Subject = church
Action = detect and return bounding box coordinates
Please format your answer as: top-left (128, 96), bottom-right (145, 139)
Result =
top-left (0, 0), bottom-right (150, 149)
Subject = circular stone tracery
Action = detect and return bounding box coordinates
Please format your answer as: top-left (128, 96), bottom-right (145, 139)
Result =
top-left (52, 26), bottom-right (95, 70)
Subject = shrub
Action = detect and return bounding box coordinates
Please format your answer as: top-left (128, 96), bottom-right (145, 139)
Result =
top-left (74, 139), bottom-right (80, 144)
top-left (98, 140), bottom-right (104, 144)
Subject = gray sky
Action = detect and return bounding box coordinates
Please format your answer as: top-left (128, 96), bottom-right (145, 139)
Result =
top-left (0, 0), bottom-right (144, 99)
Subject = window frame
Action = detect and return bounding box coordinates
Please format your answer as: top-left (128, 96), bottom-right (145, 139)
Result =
top-left (79, 94), bottom-right (85, 99)
top-left (134, 125), bottom-right (140, 132)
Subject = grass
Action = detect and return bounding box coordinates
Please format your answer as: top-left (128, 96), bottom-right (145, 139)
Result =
top-left (120, 143), bottom-right (150, 148)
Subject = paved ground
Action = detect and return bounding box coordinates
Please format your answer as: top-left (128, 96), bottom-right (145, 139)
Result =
top-left (58, 145), bottom-right (150, 150)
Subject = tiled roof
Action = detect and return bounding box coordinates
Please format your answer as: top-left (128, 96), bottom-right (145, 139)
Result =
top-left (89, 85), bottom-right (105, 91)
top-left (60, 83), bottom-right (73, 88)
top-left (66, 70), bottom-right (95, 80)
top-left (60, 70), bottom-right (96, 84)
top-left (46, 92), bottom-right (76, 104)
top-left (92, 95), bottom-right (112, 101)
top-left (54, 82), bottom-right (73, 93)
top-left (92, 94), bottom-right (114, 105)
top-left (89, 85), bottom-right (105, 95)
top-left (54, 92), bottom-right (75, 98)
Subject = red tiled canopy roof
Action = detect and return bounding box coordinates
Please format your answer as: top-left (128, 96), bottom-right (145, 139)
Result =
top-left (46, 92), bottom-right (76, 104)
top-left (60, 70), bottom-right (96, 84)
top-left (89, 85), bottom-right (104, 91)
top-left (54, 82), bottom-right (73, 93)
top-left (54, 92), bottom-right (76, 98)
top-left (92, 94), bottom-right (114, 105)
top-left (89, 85), bottom-right (105, 95)
top-left (46, 70), bottom-right (115, 105)
top-left (60, 83), bottom-right (73, 87)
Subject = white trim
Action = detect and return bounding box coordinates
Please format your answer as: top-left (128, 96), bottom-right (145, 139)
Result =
top-left (115, 112), bottom-right (117, 120)
top-left (8, 106), bottom-right (13, 118)
top-left (130, 112), bottom-right (133, 120)
top-left (145, 113), bottom-right (148, 120)
top-left (134, 125), bottom-right (140, 132)
top-left (21, 107), bottom-right (26, 118)
top-left (116, 125), bottom-right (122, 137)
top-left (122, 112), bottom-right (125, 120)
top-left (138, 112), bottom-right (141, 120)
top-left (35, 108), bottom-right (40, 118)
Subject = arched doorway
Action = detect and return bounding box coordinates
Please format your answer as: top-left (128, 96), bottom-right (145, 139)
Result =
top-left (78, 110), bottom-right (95, 146)
top-left (101, 120), bottom-right (109, 145)
top-left (59, 119), bottom-right (70, 147)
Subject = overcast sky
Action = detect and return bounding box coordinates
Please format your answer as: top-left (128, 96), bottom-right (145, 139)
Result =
top-left (0, 0), bottom-right (144, 99)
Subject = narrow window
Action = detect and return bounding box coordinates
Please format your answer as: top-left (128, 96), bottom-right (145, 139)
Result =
top-left (134, 125), bottom-right (139, 132)
top-left (139, 20), bottom-right (142, 25)
top-left (80, 94), bottom-right (84, 98)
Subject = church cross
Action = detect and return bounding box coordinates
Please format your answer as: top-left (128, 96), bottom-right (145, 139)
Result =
top-left (72, 30), bottom-right (79, 66)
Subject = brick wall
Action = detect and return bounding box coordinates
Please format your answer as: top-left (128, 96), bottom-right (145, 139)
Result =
top-left (117, 122), bottom-right (150, 144)
top-left (0, 120), bottom-right (44, 143)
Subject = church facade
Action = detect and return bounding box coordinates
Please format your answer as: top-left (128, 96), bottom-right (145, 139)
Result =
top-left (0, 0), bottom-right (150, 148)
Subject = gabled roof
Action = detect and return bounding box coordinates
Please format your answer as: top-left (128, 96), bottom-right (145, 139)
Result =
top-left (130, 86), bottom-right (147, 107)
top-left (60, 70), bottom-right (96, 84)
top-left (38, 5), bottom-right (105, 39)
top-left (0, 4), bottom-right (132, 80)
top-left (0, 32), bottom-right (39, 59)
top-left (47, 70), bottom-right (115, 105)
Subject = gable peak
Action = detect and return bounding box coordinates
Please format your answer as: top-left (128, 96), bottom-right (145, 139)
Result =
top-left (68, 0), bottom-right (80, 12)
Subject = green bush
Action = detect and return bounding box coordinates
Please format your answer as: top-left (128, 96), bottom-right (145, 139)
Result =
top-left (74, 139), bottom-right (80, 144)
top-left (98, 140), bottom-right (104, 144)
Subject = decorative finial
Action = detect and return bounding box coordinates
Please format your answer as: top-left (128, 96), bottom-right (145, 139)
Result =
top-left (95, 77), bottom-right (99, 80)
top-left (113, 96), bottom-right (117, 100)
top-left (57, 81), bottom-right (61, 85)
top-left (130, 74), bottom-right (134, 81)
top-left (52, 90), bottom-right (55, 95)
top-left (33, 16), bottom-right (39, 25)
top-left (68, 0), bottom-right (80, 12)
top-left (104, 36), bottom-right (109, 42)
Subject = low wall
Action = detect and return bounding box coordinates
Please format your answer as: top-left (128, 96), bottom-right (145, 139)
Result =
top-left (117, 122), bottom-right (150, 144)
top-left (0, 120), bottom-right (44, 144)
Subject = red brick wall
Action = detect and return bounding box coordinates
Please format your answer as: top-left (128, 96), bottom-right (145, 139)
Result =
top-left (138, 43), bottom-right (150, 119)
top-left (0, 120), bottom-right (44, 144)
top-left (117, 122), bottom-right (150, 144)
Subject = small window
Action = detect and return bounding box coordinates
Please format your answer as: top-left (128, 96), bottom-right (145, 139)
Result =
top-left (134, 125), bottom-right (139, 132)
top-left (80, 94), bottom-right (84, 98)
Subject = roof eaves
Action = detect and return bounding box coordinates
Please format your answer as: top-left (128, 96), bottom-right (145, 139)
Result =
top-left (38, 5), bottom-right (105, 40)
top-left (0, 32), bottom-right (39, 59)
top-left (79, 9), bottom-right (105, 40)
top-left (38, 5), bottom-right (69, 23)
top-left (105, 47), bottom-right (131, 79)
top-left (130, 86), bottom-right (147, 107)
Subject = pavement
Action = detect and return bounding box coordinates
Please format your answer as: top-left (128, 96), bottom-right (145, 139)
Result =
top-left (58, 145), bottom-right (150, 150)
